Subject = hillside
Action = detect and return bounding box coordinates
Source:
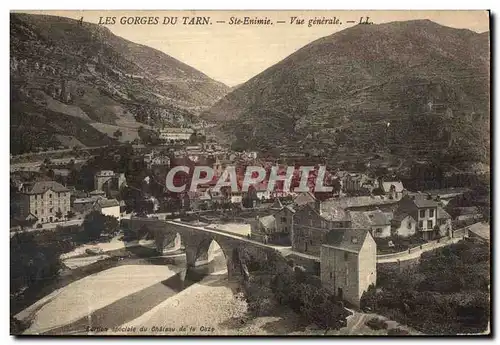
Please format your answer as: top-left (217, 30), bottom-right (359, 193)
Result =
top-left (10, 13), bottom-right (229, 154)
top-left (204, 20), bottom-right (490, 166)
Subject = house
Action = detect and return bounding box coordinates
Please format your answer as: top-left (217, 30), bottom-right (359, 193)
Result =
top-left (349, 210), bottom-right (393, 238)
top-left (271, 200), bottom-right (295, 245)
top-left (420, 188), bottom-right (470, 206)
top-left (230, 191), bottom-right (243, 204)
top-left (454, 206), bottom-right (483, 222)
top-left (158, 127), bottom-right (194, 143)
top-left (391, 213), bottom-right (417, 237)
top-left (144, 153), bottom-right (170, 169)
top-left (94, 198), bottom-right (121, 220)
top-left (18, 181), bottom-right (71, 224)
top-left (89, 190), bottom-right (106, 199)
top-left (250, 215), bottom-right (276, 243)
top-left (343, 173), bottom-right (376, 194)
top-left (72, 197), bottom-right (96, 215)
top-left (293, 191), bottom-right (317, 208)
top-left (380, 180), bottom-right (405, 200)
top-left (321, 196), bottom-right (399, 213)
top-left (395, 194), bottom-right (439, 240)
top-left (292, 203), bottom-right (352, 256)
top-left (320, 228), bottom-right (377, 307)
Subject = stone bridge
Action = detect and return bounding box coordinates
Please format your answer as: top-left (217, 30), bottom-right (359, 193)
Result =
top-left (127, 217), bottom-right (286, 281)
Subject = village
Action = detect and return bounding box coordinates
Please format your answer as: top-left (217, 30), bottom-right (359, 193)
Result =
top-left (10, 123), bottom-right (490, 311)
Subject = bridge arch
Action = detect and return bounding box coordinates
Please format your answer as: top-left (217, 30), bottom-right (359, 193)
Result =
top-left (184, 236), bottom-right (244, 281)
top-left (154, 231), bottom-right (182, 254)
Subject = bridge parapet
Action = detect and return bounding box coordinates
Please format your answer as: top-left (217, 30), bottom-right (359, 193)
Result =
top-left (129, 217), bottom-right (285, 282)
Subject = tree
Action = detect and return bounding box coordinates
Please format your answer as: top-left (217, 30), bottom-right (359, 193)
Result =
top-left (66, 210), bottom-right (76, 220)
top-left (82, 211), bottom-right (119, 241)
top-left (138, 126), bottom-right (159, 145)
top-left (55, 211), bottom-right (63, 220)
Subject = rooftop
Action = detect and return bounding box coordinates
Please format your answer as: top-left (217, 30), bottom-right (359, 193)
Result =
top-left (467, 222), bottom-right (490, 241)
top-left (160, 127), bottom-right (194, 133)
top-left (412, 195), bottom-right (439, 208)
top-left (437, 206), bottom-right (451, 220)
top-left (322, 195), bottom-right (397, 210)
top-left (96, 198), bottom-right (120, 208)
top-left (324, 228), bottom-right (370, 253)
top-left (24, 181), bottom-right (69, 194)
top-left (392, 212), bottom-right (414, 222)
top-left (349, 210), bottom-right (392, 227)
top-left (382, 181), bottom-right (405, 193)
top-left (293, 191), bottom-right (317, 207)
top-left (320, 204), bottom-right (350, 222)
top-left (258, 215), bottom-right (276, 229)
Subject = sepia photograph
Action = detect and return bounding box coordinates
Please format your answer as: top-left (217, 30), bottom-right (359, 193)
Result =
top-left (9, 9), bottom-right (491, 336)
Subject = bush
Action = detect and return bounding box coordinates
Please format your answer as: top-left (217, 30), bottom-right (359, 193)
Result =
top-left (365, 240), bottom-right (490, 334)
top-left (82, 211), bottom-right (119, 242)
top-left (360, 284), bottom-right (378, 311)
top-left (243, 277), bottom-right (277, 317)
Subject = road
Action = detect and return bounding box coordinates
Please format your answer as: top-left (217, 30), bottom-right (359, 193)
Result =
top-left (10, 219), bottom-right (84, 237)
top-left (376, 236), bottom-right (463, 264)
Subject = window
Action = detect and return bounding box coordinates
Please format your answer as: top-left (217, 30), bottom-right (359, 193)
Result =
top-left (49, 194), bottom-right (52, 198)
top-left (281, 217), bottom-right (286, 223)
top-left (35, 210), bottom-right (38, 215)
top-left (330, 272), bottom-right (333, 279)
top-left (418, 221), bottom-right (423, 229)
top-left (427, 220), bottom-right (433, 229)
top-left (429, 209), bottom-right (434, 217)
top-left (344, 252), bottom-right (349, 261)
top-left (376, 228), bottom-right (382, 235)
top-left (420, 209), bottom-right (425, 218)
top-left (407, 220), bottom-right (412, 229)
top-left (49, 208), bottom-right (53, 213)
top-left (309, 240), bottom-right (313, 245)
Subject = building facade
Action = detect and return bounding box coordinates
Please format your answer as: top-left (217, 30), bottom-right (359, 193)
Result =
top-left (158, 127), bottom-right (194, 142)
top-left (349, 210), bottom-right (392, 238)
top-left (395, 194), bottom-right (439, 240)
top-left (94, 198), bottom-right (121, 220)
top-left (320, 228), bottom-right (377, 307)
top-left (391, 213), bottom-right (417, 237)
top-left (292, 203), bottom-right (352, 256)
top-left (19, 181), bottom-right (71, 224)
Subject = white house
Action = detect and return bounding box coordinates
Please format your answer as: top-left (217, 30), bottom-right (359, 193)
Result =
top-left (94, 198), bottom-right (121, 220)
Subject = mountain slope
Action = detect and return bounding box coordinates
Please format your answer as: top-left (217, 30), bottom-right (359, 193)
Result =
top-left (10, 13), bottom-right (229, 154)
top-left (204, 20), bottom-right (490, 166)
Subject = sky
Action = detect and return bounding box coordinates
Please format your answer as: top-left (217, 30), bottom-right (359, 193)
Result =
top-left (20, 10), bottom-right (490, 86)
